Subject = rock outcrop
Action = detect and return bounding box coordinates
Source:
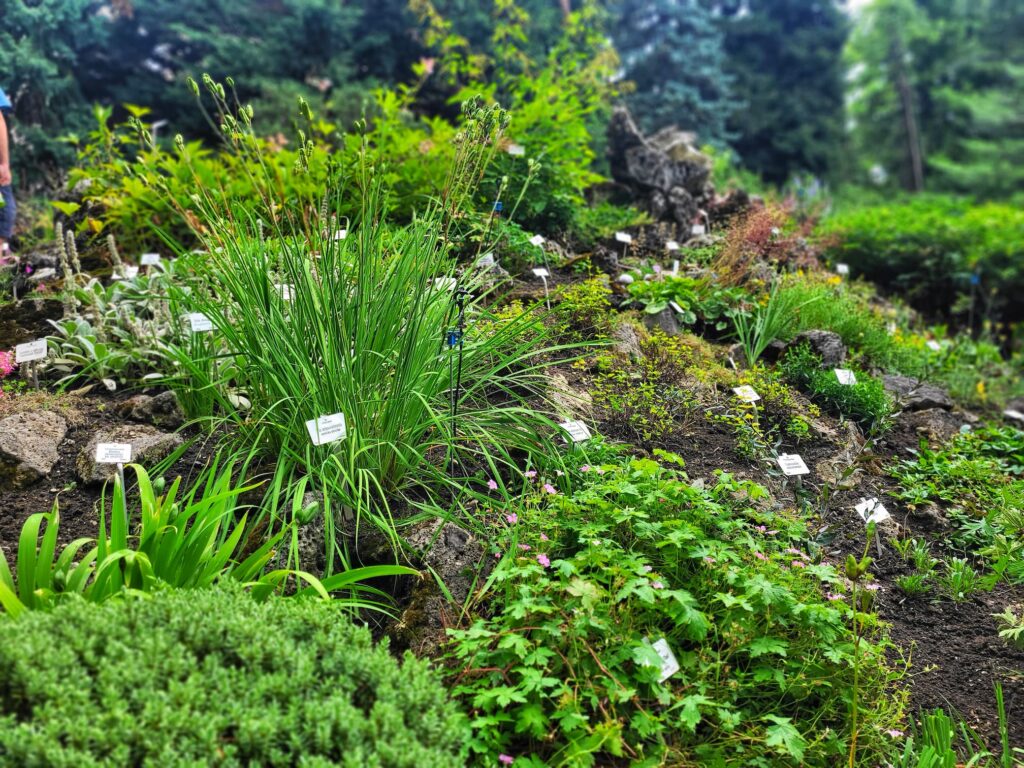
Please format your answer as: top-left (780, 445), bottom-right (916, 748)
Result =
top-left (0, 411), bottom-right (68, 490)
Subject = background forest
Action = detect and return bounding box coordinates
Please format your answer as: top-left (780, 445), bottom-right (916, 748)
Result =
top-left (2, 0), bottom-right (1021, 200)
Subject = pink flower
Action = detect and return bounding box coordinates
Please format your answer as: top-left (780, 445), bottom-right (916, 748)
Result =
top-left (864, 583), bottom-right (880, 591)
top-left (753, 551), bottom-right (768, 561)
top-left (537, 553), bottom-right (551, 568)
top-left (499, 755), bottom-right (514, 766)
top-left (651, 580), bottom-right (664, 589)
top-left (493, 552), bottom-right (501, 560)
top-left (785, 548), bottom-right (804, 557)
top-left (594, 468), bottom-right (605, 475)
top-left (886, 729), bottom-right (904, 739)
top-left (524, 470), bottom-right (537, 479)
top-left (791, 560), bottom-right (806, 568)
top-left (580, 464), bottom-right (591, 472)
top-left (543, 483), bottom-right (558, 495)
top-left (755, 525), bottom-right (767, 533)
top-left (505, 513), bottom-right (518, 524)
top-left (540, 533), bottom-right (549, 541)
top-left (826, 592), bottom-right (844, 601)
top-left (0, 350), bottom-right (16, 378)
top-left (518, 543), bottom-right (531, 551)
top-left (486, 479), bottom-right (498, 491)
top-left (703, 556), bottom-right (716, 565)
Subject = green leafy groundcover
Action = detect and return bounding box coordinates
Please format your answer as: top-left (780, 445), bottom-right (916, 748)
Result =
top-left (0, 587), bottom-right (468, 767)
top-left (447, 452), bottom-right (905, 766)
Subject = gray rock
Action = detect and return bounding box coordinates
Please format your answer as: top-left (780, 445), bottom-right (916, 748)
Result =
top-left (77, 425), bottom-right (183, 484)
top-left (117, 391), bottom-right (185, 430)
top-left (643, 308), bottom-right (680, 336)
top-left (883, 375), bottom-right (954, 411)
top-left (0, 411), bottom-right (68, 490)
top-left (545, 371), bottom-right (593, 419)
top-left (610, 321), bottom-right (643, 359)
top-left (902, 407), bottom-right (965, 442)
top-left (786, 330), bottom-right (847, 368)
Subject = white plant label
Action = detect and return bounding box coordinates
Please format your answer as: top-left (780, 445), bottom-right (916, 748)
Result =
top-left (669, 301), bottom-right (685, 315)
top-left (559, 419), bottom-right (592, 443)
top-left (275, 283), bottom-right (294, 301)
top-left (529, 234), bottom-right (545, 247)
top-left (691, 224), bottom-right (706, 236)
top-left (432, 277), bottom-right (457, 292)
top-left (926, 340), bottom-right (942, 352)
top-left (671, 260), bottom-right (680, 276)
top-left (15, 339), bottom-right (48, 363)
top-left (95, 443), bottom-right (132, 464)
top-left (334, 229), bottom-right (348, 241)
top-left (305, 412), bottom-right (347, 446)
top-left (506, 143), bottom-right (526, 156)
top-left (114, 266), bottom-right (140, 280)
top-left (614, 231), bottom-right (632, 244)
top-left (648, 637), bottom-right (680, 683)
top-left (1003, 409), bottom-right (1024, 422)
top-left (834, 368), bottom-right (857, 386)
top-left (855, 497), bottom-right (891, 525)
top-left (140, 253), bottom-right (162, 266)
top-left (188, 313), bottom-right (214, 333)
top-left (836, 263), bottom-right (850, 276)
top-left (532, 267), bottom-right (550, 278)
top-left (477, 252), bottom-right (496, 268)
top-left (777, 453), bottom-right (810, 476)
top-left (666, 240), bottom-right (679, 251)
top-left (733, 385), bottom-right (761, 403)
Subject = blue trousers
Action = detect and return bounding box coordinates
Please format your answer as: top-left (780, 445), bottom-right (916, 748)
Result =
top-left (0, 185), bottom-right (14, 240)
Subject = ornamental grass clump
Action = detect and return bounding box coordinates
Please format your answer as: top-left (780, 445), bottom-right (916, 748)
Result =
top-left (0, 586), bottom-right (468, 766)
top-left (150, 79), bottom-right (582, 572)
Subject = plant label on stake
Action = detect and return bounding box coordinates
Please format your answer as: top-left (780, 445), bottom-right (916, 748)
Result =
top-left (506, 143), bottom-right (526, 156)
top-left (777, 454), bottom-right (810, 476)
top-left (477, 252), bottom-right (496, 268)
top-left (671, 260), bottom-right (680, 276)
top-left (16, 339), bottom-right (47, 390)
top-left (836, 263), bottom-right (850, 276)
top-left (614, 231), bottom-right (632, 244)
top-left (926, 340), bottom-right (942, 352)
top-left (140, 253), bottom-right (161, 267)
top-left (855, 497), bottom-right (891, 525)
top-left (433, 277), bottom-right (457, 292)
top-left (305, 413), bottom-right (347, 446)
top-left (642, 637), bottom-right (680, 682)
top-left (532, 268), bottom-right (551, 309)
top-left (834, 369), bottom-right (857, 386)
top-left (691, 224), bottom-right (706, 236)
top-left (733, 385), bottom-right (761, 403)
top-left (669, 301), bottom-right (685, 315)
top-left (559, 420), bottom-right (593, 443)
top-left (275, 283), bottom-right (294, 301)
top-left (96, 442), bottom-right (132, 522)
top-left (187, 313), bottom-right (214, 333)
top-left (666, 240), bottom-right (679, 252)
top-left (334, 229), bottom-right (348, 241)
top-left (529, 234), bottom-right (545, 248)
top-left (112, 265), bottom-right (139, 281)
top-left (1003, 409), bottom-right (1024, 423)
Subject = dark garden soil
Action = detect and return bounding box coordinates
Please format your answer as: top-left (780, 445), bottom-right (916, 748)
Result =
top-left (0, 389), bottom-right (213, 565)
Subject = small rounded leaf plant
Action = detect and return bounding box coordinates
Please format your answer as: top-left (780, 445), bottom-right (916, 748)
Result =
top-left (0, 587), bottom-right (468, 766)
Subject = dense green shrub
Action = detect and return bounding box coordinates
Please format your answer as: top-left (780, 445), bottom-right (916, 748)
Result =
top-left (820, 196), bottom-right (1024, 326)
top-left (449, 454), bottom-right (904, 766)
top-left (781, 343), bottom-right (893, 427)
top-left (0, 587), bottom-right (467, 766)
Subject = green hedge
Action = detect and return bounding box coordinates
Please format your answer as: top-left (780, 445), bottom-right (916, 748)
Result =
top-left (821, 196), bottom-right (1024, 325)
top-left (0, 588), bottom-right (467, 767)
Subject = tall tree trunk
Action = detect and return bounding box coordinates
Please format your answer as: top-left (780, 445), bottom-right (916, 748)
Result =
top-left (891, 40), bottom-right (925, 192)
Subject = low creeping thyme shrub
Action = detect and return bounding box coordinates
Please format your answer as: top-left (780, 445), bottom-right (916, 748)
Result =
top-left (0, 586), bottom-right (468, 767)
top-left (781, 343), bottom-right (894, 428)
top-left (447, 453), bottom-right (905, 767)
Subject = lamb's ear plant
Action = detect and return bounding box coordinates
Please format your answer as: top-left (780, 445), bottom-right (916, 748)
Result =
top-left (148, 77), bottom-right (587, 574)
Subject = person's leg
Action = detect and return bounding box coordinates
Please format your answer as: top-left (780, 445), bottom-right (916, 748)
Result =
top-left (0, 184), bottom-right (15, 254)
